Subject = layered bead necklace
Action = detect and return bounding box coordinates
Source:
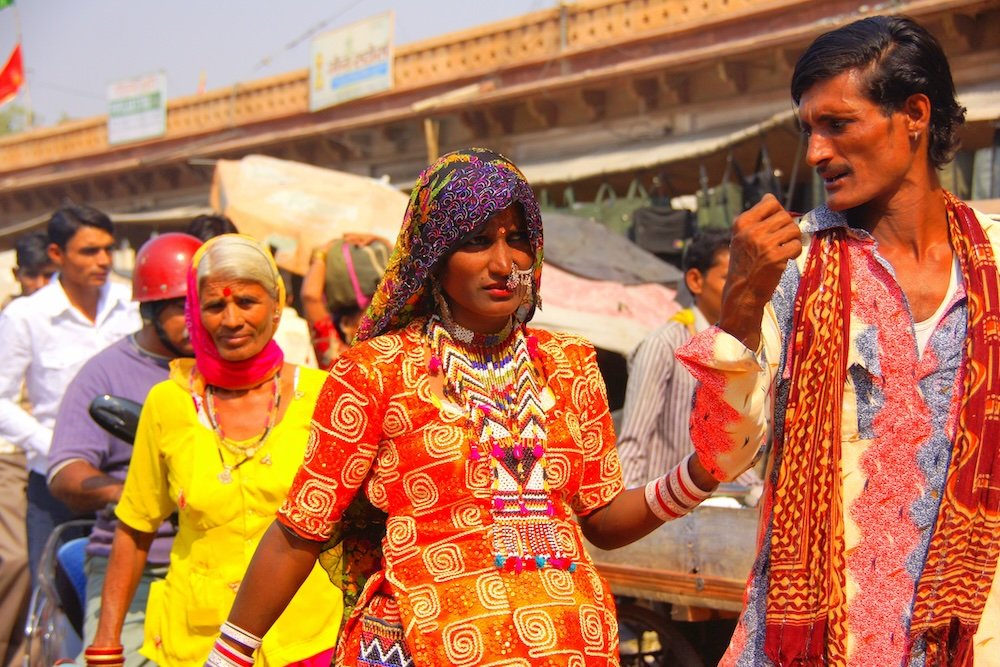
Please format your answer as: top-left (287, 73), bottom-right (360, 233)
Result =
top-left (426, 312), bottom-right (575, 574)
top-left (201, 373), bottom-right (281, 484)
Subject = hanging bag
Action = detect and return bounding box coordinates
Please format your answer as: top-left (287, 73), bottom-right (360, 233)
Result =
top-left (697, 152), bottom-right (744, 230)
top-left (742, 136), bottom-right (783, 207)
top-left (629, 172), bottom-right (695, 259)
top-left (570, 179), bottom-right (651, 236)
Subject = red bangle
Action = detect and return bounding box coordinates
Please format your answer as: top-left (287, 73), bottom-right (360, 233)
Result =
top-left (84, 648), bottom-right (125, 667)
top-left (86, 659), bottom-right (124, 667)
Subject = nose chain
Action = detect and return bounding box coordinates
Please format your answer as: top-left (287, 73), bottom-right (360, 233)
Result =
top-left (506, 262), bottom-right (533, 291)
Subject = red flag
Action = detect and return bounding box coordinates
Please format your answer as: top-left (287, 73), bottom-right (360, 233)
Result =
top-left (0, 43), bottom-right (24, 106)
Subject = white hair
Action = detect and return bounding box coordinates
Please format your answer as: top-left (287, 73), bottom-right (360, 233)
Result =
top-left (196, 235), bottom-right (280, 300)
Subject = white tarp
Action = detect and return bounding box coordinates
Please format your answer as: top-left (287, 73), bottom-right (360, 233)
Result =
top-left (210, 155), bottom-right (408, 275)
top-left (534, 263), bottom-right (679, 355)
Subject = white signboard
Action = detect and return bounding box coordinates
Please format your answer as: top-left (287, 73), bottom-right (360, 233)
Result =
top-left (107, 72), bottom-right (167, 145)
top-left (310, 12), bottom-right (394, 112)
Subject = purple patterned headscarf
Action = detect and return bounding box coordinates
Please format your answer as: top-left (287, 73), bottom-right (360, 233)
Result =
top-left (355, 147), bottom-right (543, 342)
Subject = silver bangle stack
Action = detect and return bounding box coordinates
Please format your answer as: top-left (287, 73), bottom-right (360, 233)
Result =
top-left (644, 453), bottom-right (714, 522)
top-left (204, 621), bottom-right (262, 667)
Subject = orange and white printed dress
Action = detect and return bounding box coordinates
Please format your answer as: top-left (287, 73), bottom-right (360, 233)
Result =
top-left (278, 318), bottom-right (625, 666)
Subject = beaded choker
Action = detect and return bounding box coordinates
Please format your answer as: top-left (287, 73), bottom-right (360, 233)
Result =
top-left (433, 288), bottom-right (515, 347)
top-left (426, 315), bottom-right (575, 574)
top-left (203, 373), bottom-right (281, 484)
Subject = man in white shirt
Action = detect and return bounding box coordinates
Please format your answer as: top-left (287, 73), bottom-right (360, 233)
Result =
top-left (0, 231), bottom-right (56, 667)
top-left (0, 201), bottom-right (139, 580)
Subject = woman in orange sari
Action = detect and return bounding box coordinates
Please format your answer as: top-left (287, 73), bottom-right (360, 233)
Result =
top-left (209, 148), bottom-right (719, 666)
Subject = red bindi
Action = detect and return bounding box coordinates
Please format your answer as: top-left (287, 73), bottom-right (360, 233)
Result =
top-left (223, 287), bottom-right (232, 297)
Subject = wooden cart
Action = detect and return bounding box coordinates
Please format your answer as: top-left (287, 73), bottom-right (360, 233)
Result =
top-left (586, 503), bottom-right (759, 666)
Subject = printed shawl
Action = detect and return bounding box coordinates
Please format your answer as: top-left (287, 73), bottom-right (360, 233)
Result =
top-left (764, 193), bottom-right (1000, 666)
top-left (355, 147), bottom-right (543, 342)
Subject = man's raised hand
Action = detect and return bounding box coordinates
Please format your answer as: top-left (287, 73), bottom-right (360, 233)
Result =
top-left (718, 194), bottom-right (803, 349)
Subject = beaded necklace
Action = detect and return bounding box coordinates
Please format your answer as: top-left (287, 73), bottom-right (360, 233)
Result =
top-left (426, 314), bottom-right (575, 574)
top-left (203, 373), bottom-right (281, 484)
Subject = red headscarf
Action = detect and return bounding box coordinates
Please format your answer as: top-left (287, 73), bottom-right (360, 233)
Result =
top-left (184, 234), bottom-right (285, 390)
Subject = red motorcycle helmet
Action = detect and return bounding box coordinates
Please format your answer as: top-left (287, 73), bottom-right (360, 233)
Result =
top-left (132, 232), bottom-right (203, 302)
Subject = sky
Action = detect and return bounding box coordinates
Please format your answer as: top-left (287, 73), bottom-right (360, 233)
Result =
top-left (0, 0), bottom-right (552, 127)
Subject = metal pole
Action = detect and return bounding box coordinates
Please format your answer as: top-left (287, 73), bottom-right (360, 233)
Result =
top-left (423, 117), bottom-right (440, 164)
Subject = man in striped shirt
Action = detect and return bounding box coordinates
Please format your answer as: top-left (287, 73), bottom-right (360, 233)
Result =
top-left (617, 229), bottom-right (736, 490)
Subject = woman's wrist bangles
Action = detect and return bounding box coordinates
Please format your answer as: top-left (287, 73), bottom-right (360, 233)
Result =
top-left (220, 621), bottom-right (262, 651)
top-left (205, 621), bottom-right (262, 666)
top-left (84, 645), bottom-right (125, 667)
top-left (644, 453), bottom-right (714, 522)
top-left (206, 639), bottom-right (255, 667)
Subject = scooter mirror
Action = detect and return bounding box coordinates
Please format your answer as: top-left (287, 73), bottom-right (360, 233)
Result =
top-left (88, 394), bottom-right (143, 445)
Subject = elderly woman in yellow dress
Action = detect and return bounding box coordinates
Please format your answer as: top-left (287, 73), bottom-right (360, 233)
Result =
top-left (86, 234), bottom-right (340, 667)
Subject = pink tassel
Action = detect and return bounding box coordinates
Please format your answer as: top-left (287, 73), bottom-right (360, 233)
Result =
top-left (533, 443), bottom-right (543, 457)
top-left (428, 355), bottom-right (441, 375)
top-left (470, 445), bottom-right (481, 461)
top-left (527, 335), bottom-right (539, 359)
top-left (492, 442), bottom-right (503, 458)
top-left (493, 497), bottom-right (505, 511)
top-left (513, 444), bottom-right (523, 459)
top-left (546, 501), bottom-right (555, 517)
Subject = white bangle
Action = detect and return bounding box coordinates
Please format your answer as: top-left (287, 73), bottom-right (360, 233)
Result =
top-left (675, 452), bottom-right (713, 505)
top-left (219, 621), bottom-right (262, 651)
top-left (644, 453), bottom-right (713, 522)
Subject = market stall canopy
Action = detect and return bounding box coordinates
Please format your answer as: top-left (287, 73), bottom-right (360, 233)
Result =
top-left (542, 210), bottom-right (682, 285)
top-left (519, 108), bottom-right (796, 186)
top-left (210, 155), bottom-right (408, 275)
top-left (516, 80), bottom-right (1000, 189)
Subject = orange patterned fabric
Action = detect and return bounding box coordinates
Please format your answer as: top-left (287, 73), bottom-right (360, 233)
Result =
top-left (764, 227), bottom-right (852, 666)
top-left (278, 318), bottom-right (625, 666)
top-left (909, 194), bottom-right (1000, 665)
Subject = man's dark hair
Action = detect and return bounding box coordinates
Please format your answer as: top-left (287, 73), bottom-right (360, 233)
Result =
top-left (185, 214), bottom-right (239, 242)
top-left (791, 15), bottom-right (965, 169)
top-left (47, 200), bottom-right (114, 249)
top-left (14, 231), bottom-right (52, 271)
top-left (682, 228), bottom-right (731, 276)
